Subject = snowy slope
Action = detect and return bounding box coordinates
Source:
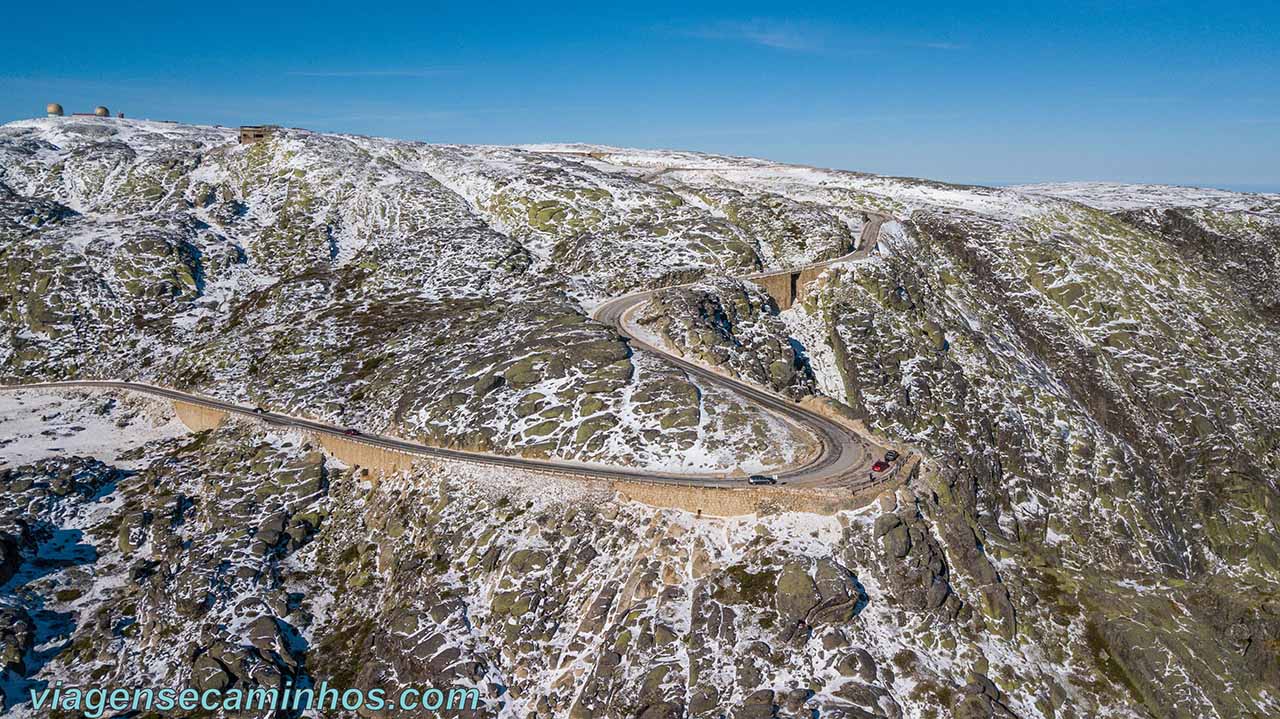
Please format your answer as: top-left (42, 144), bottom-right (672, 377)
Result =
top-left (2, 117), bottom-right (1278, 718)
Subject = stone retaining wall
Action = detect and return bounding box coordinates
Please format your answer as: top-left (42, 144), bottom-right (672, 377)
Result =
top-left (171, 400), bottom-right (230, 432)
top-left (748, 265), bottom-right (832, 311)
top-left (750, 273), bottom-right (798, 310)
top-left (795, 266), bottom-right (828, 304)
top-left (170, 399), bottom-right (419, 475)
top-left (312, 432), bottom-right (420, 475)
top-left (168, 397), bottom-right (901, 518)
top-left (607, 480), bottom-right (865, 517)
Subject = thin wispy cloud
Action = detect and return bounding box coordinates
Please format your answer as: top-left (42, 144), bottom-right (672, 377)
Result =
top-left (1103, 95), bottom-right (1184, 104)
top-left (679, 21), bottom-right (968, 55)
top-left (286, 68), bottom-right (456, 78)
top-left (680, 19), bottom-right (829, 52)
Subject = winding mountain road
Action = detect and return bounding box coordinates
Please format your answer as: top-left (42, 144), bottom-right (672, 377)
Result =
top-left (3, 215), bottom-right (899, 492)
top-left (591, 213), bottom-right (890, 489)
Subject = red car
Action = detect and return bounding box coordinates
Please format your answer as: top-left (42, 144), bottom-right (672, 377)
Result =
top-left (871, 460), bottom-right (891, 473)
top-left (342, 428), bottom-right (361, 436)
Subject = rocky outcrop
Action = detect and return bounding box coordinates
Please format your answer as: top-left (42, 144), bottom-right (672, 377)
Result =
top-left (0, 605), bottom-right (35, 677)
top-left (635, 277), bottom-right (815, 397)
top-left (0, 526), bottom-right (27, 586)
top-left (673, 185), bottom-right (856, 268)
top-left (807, 191), bottom-right (1280, 716)
top-left (873, 502), bottom-right (964, 624)
top-left (1114, 206), bottom-right (1280, 319)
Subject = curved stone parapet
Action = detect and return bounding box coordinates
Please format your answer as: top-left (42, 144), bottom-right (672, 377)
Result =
top-left (609, 481), bottom-right (861, 517)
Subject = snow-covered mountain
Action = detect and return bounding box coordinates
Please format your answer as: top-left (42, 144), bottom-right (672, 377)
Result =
top-left (2, 117), bottom-right (1278, 718)
top-left (0, 118), bottom-right (834, 473)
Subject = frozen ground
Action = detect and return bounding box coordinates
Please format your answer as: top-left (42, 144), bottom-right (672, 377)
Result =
top-left (0, 390), bottom-right (186, 469)
top-left (1016, 181), bottom-right (1280, 213)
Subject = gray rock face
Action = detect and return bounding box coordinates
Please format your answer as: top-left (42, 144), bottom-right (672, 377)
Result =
top-left (635, 277), bottom-right (815, 398)
top-left (1115, 206), bottom-right (1280, 318)
top-left (873, 507), bottom-right (962, 625)
top-left (672, 184), bottom-right (856, 268)
top-left (0, 605), bottom-right (35, 675)
top-left (0, 528), bottom-right (26, 585)
top-left (775, 561), bottom-right (819, 626)
top-left (811, 184), bottom-right (1280, 716)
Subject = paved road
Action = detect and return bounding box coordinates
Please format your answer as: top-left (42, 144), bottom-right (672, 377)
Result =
top-left (1, 380), bottom-right (765, 488)
top-left (2, 215), bottom-right (896, 492)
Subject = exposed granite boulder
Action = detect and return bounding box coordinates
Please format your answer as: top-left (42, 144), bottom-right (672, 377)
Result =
top-left (635, 276), bottom-right (815, 397)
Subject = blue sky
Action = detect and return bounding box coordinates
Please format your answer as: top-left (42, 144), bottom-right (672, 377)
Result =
top-left (3, 1), bottom-right (1277, 190)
